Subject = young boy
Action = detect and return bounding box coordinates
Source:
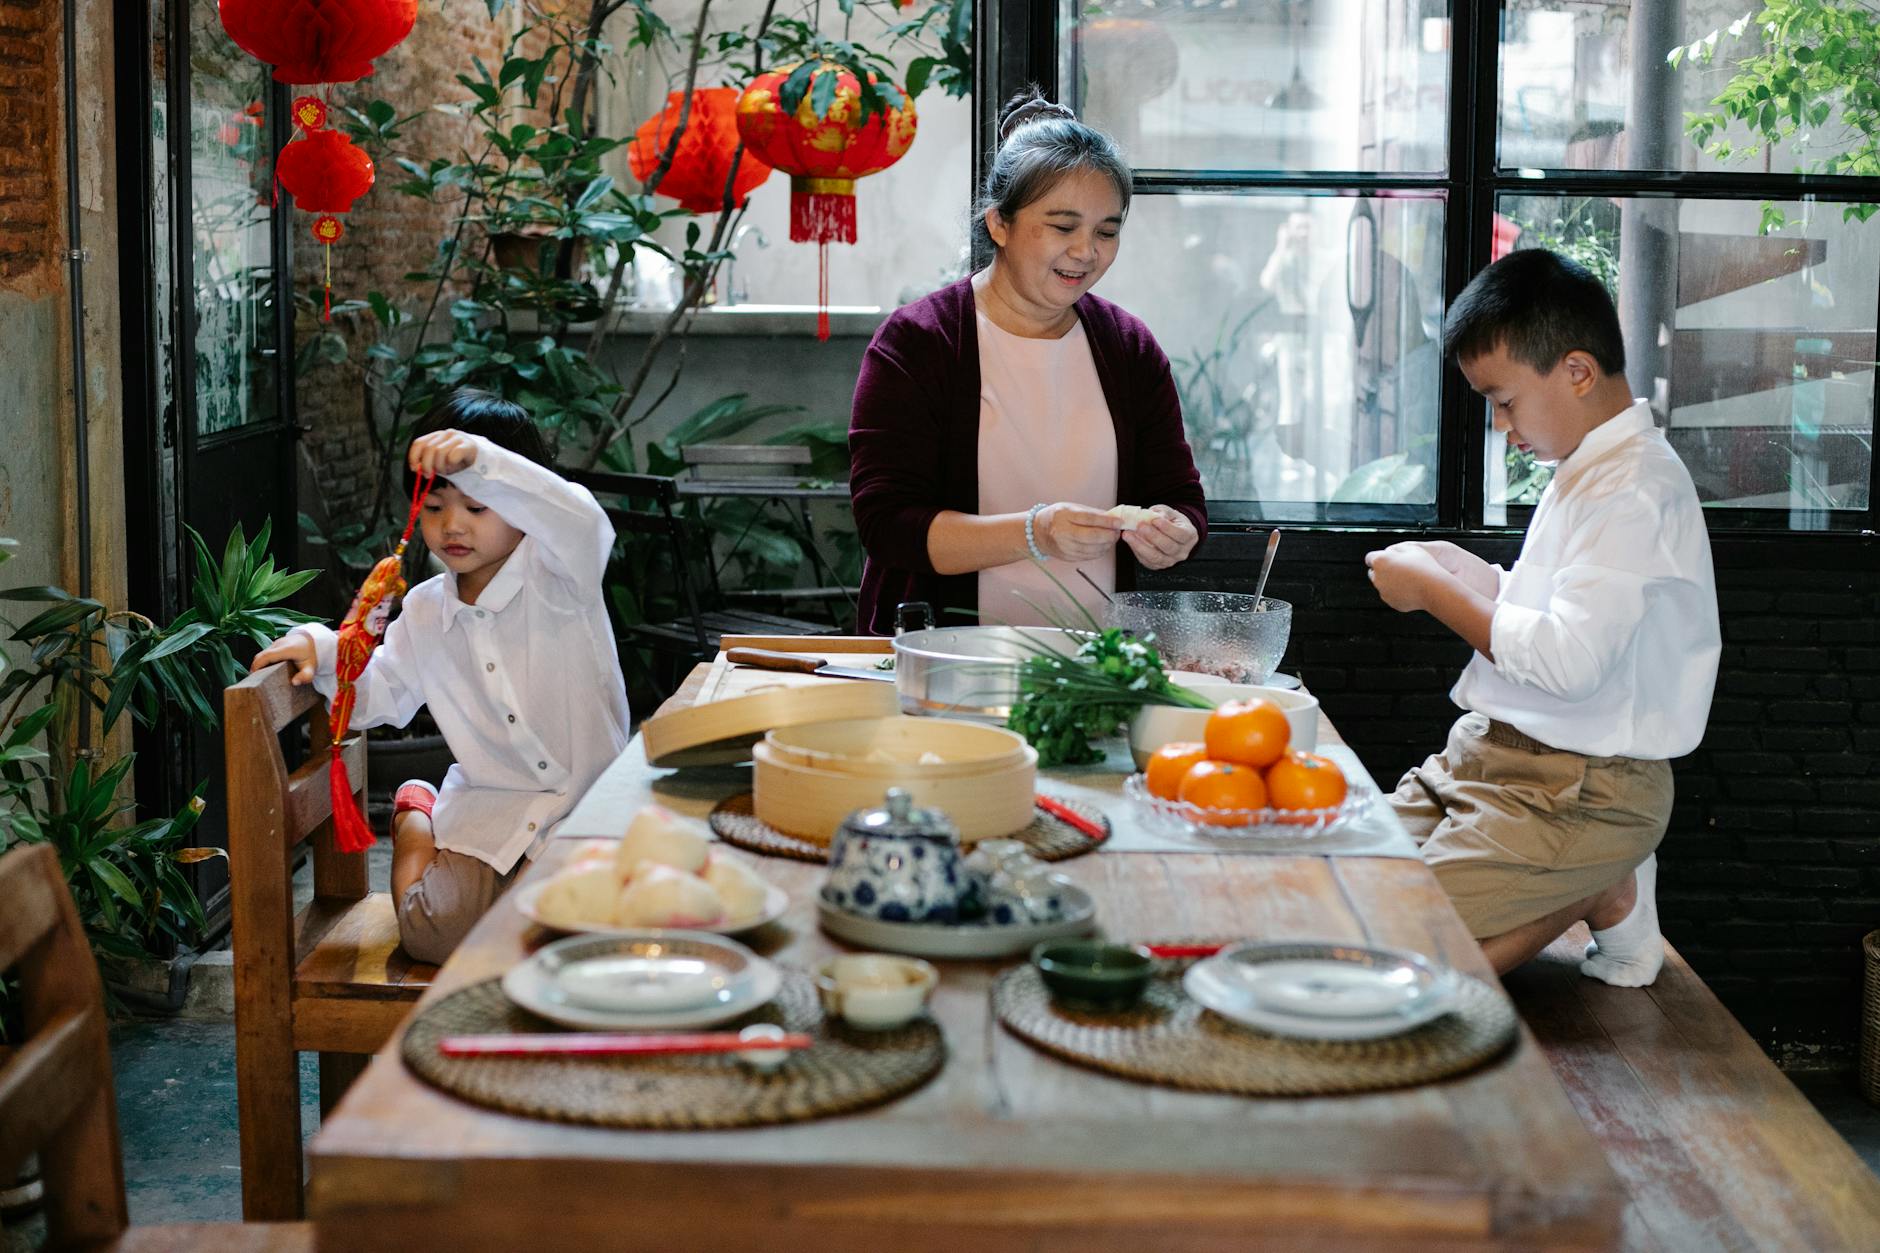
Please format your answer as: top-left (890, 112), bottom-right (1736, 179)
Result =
top-left (1365, 249), bottom-right (1719, 984)
top-left (254, 388), bottom-right (630, 963)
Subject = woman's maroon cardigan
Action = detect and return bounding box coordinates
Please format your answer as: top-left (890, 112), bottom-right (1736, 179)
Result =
top-left (848, 277), bottom-right (1207, 636)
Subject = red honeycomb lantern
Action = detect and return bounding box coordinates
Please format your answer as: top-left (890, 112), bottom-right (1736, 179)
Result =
top-left (277, 128), bottom-right (375, 319)
top-left (629, 87), bottom-right (773, 214)
top-left (218, 0), bottom-right (418, 85)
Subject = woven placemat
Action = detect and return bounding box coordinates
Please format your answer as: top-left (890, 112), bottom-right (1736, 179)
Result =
top-left (993, 959), bottom-right (1517, 1097)
top-left (708, 792), bottom-right (1109, 863)
top-left (402, 971), bottom-right (945, 1129)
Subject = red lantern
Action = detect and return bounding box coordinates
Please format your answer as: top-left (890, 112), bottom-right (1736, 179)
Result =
top-left (737, 61), bottom-right (918, 339)
top-left (277, 128), bottom-right (375, 319)
top-left (218, 0), bottom-right (418, 85)
top-left (629, 88), bottom-right (773, 214)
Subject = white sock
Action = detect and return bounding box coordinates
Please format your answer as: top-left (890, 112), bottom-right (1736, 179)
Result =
top-left (1580, 854), bottom-right (1663, 987)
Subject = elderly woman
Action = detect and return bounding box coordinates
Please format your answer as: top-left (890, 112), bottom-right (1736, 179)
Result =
top-left (849, 90), bottom-right (1206, 635)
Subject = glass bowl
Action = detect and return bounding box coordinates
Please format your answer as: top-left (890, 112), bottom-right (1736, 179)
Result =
top-left (1104, 592), bottom-right (1291, 685)
top-left (1122, 773), bottom-right (1371, 839)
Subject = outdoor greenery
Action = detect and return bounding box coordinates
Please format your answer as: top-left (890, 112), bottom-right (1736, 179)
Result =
top-left (1675, 1), bottom-right (1880, 233)
top-left (308, 0), bottom-right (971, 622)
top-left (0, 525), bottom-right (318, 1036)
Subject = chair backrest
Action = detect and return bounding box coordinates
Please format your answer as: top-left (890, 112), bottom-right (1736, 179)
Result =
top-left (0, 843), bottom-right (129, 1245)
top-left (560, 467), bottom-right (715, 649)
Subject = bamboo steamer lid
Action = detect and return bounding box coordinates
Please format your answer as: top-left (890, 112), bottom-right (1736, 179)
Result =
top-left (763, 716), bottom-right (1030, 780)
top-left (752, 739), bottom-right (1037, 844)
top-left (642, 679), bottom-right (900, 768)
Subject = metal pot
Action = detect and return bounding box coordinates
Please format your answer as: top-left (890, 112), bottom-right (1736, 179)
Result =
top-left (890, 626), bottom-right (1082, 722)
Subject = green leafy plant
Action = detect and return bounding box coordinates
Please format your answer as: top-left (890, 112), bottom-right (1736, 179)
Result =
top-left (0, 523), bottom-right (319, 1002)
top-left (1674, 2), bottom-right (1880, 232)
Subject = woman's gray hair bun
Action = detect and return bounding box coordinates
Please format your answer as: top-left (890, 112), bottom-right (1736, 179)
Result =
top-left (998, 95), bottom-right (1076, 144)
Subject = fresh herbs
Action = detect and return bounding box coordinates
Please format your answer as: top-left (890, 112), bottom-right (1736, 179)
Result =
top-left (1006, 628), bottom-right (1212, 767)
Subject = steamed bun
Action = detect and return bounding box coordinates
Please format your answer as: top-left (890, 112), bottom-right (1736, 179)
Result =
top-left (615, 864), bottom-right (726, 928)
top-left (535, 866), bottom-right (621, 929)
top-left (702, 852), bottom-right (770, 923)
top-left (615, 805), bottom-right (710, 879)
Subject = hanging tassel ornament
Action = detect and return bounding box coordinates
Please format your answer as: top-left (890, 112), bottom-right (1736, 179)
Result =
top-left (326, 472), bottom-right (433, 854)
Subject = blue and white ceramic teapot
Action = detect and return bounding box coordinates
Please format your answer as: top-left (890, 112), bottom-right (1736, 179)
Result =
top-left (822, 788), bottom-right (969, 924)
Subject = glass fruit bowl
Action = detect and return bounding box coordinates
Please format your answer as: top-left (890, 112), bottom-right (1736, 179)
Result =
top-left (1104, 592), bottom-right (1291, 685)
top-left (1122, 772), bottom-right (1371, 839)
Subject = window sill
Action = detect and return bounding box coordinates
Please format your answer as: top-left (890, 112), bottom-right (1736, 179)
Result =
top-left (515, 306), bottom-right (888, 339)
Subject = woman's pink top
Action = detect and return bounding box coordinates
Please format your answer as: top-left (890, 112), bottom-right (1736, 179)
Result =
top-left (975, 312), bottom-right (1118, 626)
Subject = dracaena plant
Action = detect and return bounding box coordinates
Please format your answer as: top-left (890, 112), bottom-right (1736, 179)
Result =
top-left (0, 522), bottom-right (319, 1021)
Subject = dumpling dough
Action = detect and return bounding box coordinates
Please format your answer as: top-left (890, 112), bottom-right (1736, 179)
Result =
top-left (615, 864), bottom-right (726, 928)
top-left (702, 852), bottom-right (770, 923)
top-left (1106, 504), bottom-right (1159, 531)
top-left (535, 866), bottom-right (621, 929)
top-left (615, 804), bottom-right (710, 879)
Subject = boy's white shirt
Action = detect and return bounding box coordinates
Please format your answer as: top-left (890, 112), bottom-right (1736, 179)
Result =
top-left (296, 436), bottom-right (632, 874)
top-left (1453, 399), bottom-right (1720, 758)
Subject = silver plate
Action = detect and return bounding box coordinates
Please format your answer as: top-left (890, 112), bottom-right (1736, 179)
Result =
top-left (1183, 941), bottom-right (1461, 1041)
top-left (503, 930), bottom-right (781, 1031)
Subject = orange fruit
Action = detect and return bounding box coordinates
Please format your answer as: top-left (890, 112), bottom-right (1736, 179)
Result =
top-left (1203, 699), bottom-right (1291, 769)
top-left (1145, 741), bottom-right (1210, 801)
top-left (1177, 759), bottom-right (1268, 827)
top-left (1265, 751), bottom-right (1348, 821)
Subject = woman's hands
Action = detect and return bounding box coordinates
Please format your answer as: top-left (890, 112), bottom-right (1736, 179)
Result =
top-left (1121, 505), bottom-right (1199, 571)
top-left (1033, 503), bottom-right (1123, 563)
top-left (252, 632), bottom-right (318, 686)
top-left (408, 429), bottom-right (479, 478)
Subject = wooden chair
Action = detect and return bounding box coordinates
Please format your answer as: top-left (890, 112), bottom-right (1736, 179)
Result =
top-left (224, 664), bottom-right (435, 1221)
top-left (0, 842), bottom-right (310, 1249)
top-left (561, 468), bottom-right (841, 697)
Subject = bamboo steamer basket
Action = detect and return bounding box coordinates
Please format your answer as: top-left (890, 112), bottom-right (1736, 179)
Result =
top-left (763, 716), bottom-right (1030, 781)
top-left (641, 679), bottom-right (899, 768)
top-left (752, 738), bottom-right (1038, 844)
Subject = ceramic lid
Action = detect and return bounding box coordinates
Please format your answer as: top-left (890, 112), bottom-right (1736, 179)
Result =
top-left (839, 787), bottom-right (958, 842)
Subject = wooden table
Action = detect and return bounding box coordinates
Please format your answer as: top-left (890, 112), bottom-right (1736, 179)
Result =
top-left (309, 664), bottom-right (1626, 1252)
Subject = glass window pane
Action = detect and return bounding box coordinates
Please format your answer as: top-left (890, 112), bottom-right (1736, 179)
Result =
top-left (1061, 1), bottom-right (1451, 174)
top-left (1099, 192), bottom-right (1446, 518)
top-left (1499, 1), bottom-right (1854, 175)
top-left (1484, 195), bottom-right (1876, 529)
top-left (189, 6), bottom-right (278, 436)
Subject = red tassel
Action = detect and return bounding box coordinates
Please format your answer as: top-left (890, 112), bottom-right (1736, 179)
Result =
top-left (816, 243), bottom-right (829, 342)
top-left (789, 188), bottom-right (857, 244)
top-left (329, 746), bottom-right (376, 853)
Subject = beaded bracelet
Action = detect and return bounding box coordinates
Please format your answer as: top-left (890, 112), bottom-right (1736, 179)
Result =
top-left (1025, 502), bottom-right (1049, 562)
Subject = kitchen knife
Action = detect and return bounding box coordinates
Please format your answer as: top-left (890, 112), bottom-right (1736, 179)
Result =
top-left (725, 647), bottom-right (896, 683)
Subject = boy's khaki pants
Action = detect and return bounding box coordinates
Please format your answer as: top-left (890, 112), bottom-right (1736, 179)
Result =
top-left (1387, 713), bottom-right (1672, 940)
top-left (398, 850), bottom-right (520, 964)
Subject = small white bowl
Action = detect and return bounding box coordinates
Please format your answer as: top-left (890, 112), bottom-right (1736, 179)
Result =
top-left (1129, 683), bottom-right (1320, 770)
top-left (814, 953), bottom-right (938, 1030)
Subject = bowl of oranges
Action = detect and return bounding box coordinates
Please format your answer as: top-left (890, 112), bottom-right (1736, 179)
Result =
top-left (1126, 698), bottom-right (1366, 836)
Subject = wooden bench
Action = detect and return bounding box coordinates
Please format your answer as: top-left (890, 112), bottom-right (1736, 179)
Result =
top-left (1507, 925), bottom-right (1880, 1251)
top-left (224, 664), bottom-right (436, 1221)
top-left (0, 843), bottom-right (310, 1250)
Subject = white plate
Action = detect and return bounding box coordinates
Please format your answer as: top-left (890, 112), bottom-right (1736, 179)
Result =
top-left (1183, 942), bottom-right (1460, 1041)
top-left (550, 954), bottom-right (739, 1014)
top-left (816, 886), bottom-right (1097, 960)
top-left (503, 931), bottom-right (781, 1031)
top-left (514, 878), bottom-right (790, 938)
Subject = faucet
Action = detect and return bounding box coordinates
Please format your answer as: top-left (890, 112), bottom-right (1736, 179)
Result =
top-left (723, 224), bottom-right (770, 306)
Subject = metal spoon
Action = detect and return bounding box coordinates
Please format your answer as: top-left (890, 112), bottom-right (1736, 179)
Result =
top-left (1252, 529), bottom-right (1281, 610)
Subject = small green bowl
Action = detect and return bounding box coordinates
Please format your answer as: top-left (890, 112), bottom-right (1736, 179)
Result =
top-left (1031, 940), bottom-right (1155, 1009)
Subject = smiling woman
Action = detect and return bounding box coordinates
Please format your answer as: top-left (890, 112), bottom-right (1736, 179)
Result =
top-left (848, 89), bottom-right (1207, 634)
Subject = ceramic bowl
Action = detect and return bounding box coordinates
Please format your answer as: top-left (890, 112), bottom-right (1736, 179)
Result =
top-left (1031, 940), bottom-right (1155, 1009)
top-left (814, 953), bottom-right (939, 1030)
top-left (1128, 683), bottom-right (1320, 770)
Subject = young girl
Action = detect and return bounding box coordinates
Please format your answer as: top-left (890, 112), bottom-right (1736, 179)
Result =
top-left (253, 388), bottom-right (631, 962)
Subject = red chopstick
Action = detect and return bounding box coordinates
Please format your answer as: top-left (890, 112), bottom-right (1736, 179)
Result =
top-left (1036, 794), bottom-right (1107, 842)
top-left (438, 1032), bottom-right (813, 1057)
top-left (1143, 943), bottom-right (1228, 960)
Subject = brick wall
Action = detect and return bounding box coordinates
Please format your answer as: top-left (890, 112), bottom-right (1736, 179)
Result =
top-left (0, 0), bottom-right (56, 287)
top-left (292, 0), bottom-right (535, 524)
top-left (1159, 528), bottom-right (1880, 1054)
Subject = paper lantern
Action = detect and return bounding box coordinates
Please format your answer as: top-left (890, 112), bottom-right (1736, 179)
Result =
top-left (218, 0), bottom-right (418, 85)
top-left (629, 87), bottom-right (773, 214)
top-left (276, 127), bottom-right (375, 319)
top-left (737, 61), bottom-right (917, 339)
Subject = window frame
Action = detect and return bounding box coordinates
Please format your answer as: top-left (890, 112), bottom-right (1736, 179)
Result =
top-left (984, 0), bottom-right (1880, 540)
